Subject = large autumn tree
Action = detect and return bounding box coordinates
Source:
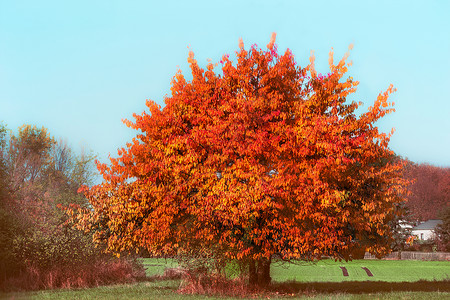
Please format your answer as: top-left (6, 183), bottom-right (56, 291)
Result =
top-left (76, 34), bottom-right (407, 286)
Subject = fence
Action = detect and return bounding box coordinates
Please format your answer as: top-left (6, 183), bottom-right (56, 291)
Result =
top-left (364, 251), bottom-right (450, 261)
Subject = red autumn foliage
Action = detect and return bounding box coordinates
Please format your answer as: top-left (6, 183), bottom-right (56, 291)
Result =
top-left (74, 34), bottom-right (407, 286)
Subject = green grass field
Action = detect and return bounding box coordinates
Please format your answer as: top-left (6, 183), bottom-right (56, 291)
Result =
top-left (3, 282), bottom-right (450, 300)
top-left (270, 259), bottom-right (450, 282)
top-left (141, 258), bottom-right (450, 282)
top-left (2, 259), bottom-right (450, 299)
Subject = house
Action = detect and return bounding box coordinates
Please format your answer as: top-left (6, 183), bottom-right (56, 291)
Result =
top-left (411, 219), bottom-right (442, 241)
top-left (399, 220), bottom-right (413, 230)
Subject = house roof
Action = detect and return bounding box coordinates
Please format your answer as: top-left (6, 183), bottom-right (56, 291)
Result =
top-left (412, 219), bottom-right (442, 230)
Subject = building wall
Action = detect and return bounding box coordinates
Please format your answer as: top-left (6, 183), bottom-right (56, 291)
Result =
top-left (412, 229), bottom-right (436, 240)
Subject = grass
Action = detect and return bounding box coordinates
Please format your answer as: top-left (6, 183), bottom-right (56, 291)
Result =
top-left (1, 281), bottom-right (187, 300)
top-left (141, 257), bottom-right (178, 277)
top-left (2, 281), bottom-right (449, 299)
top-left (2, 259), bottom-right (450, 299)
top-left (270, 259), bottom-right (450, 282)
top-left (140, 257), bottom-right (450, 282)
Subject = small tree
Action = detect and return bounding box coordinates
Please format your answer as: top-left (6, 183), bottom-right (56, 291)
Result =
top-left (0, 123), bottom-right (22, 281)
top-left (0, 124), bottom-right (143, 291)
top-left (436, 206), bottom-right (450, 251)
top-left (76, 34), bottom-right (407, 286)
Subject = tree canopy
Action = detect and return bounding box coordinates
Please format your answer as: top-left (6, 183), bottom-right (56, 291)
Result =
top-left (75, 34), bottom-right (407, 285)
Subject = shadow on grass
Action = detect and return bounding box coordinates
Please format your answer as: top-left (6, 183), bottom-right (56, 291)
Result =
top-left (270, 280), bottom-right (450, 294)
top-left (140, 275), bottom-right (450, 296)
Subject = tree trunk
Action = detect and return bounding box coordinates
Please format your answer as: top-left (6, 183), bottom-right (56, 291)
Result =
top-left (249, 259), bottom-right (257, 286)
top-left (258, 257), bottom-right (271, 286)
top-left (248, 257), bottom-right (271, 287)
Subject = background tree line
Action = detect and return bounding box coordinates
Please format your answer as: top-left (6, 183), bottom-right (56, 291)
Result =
top-left (400, 160), bottom-right (450, 251)
top-left (402, 160), bottom-right (450, 221)
top-left (0, 123), bottom-right (143, 291)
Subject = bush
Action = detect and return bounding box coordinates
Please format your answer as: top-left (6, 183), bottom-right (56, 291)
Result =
top-left (404, 239), bottom-right (437, 252)
top-left (0, 124), bottom-right (146, 291)
top-left (0, 209), bottom-right (146, 292)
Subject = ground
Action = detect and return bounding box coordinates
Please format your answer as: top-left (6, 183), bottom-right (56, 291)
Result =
top-left (2, 259), bottom-right (450, 299)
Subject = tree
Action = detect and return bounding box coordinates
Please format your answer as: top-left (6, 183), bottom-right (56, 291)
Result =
top-left (0, 124), bottom-right (101, 287)
top-left (0, 123), bottom-right (8, 197)
top-left (76, 34), bottom-right (407, 286)
top-left (402, 161), bottom-right (450, 221)
top-left (5, 125), bottom-right (55, 191)
top-left (0, 123), bottom-right (21, 280)
top-left (435, 206), bottom-right (450, 251)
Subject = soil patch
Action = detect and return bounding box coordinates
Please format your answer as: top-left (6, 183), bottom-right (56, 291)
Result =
top-left (340, 266), bottom-right (349, 276)
top-left (361, 267), bottom-right (373, 277)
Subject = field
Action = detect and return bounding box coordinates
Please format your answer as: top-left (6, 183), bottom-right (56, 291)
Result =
top-left (2, 259), bottom-right (450, 299)
top-left (270, 259), bottom-right (450, 282)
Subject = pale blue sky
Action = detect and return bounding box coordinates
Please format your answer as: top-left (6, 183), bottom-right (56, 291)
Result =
top-left (1, 0), bottom-right (449, 167)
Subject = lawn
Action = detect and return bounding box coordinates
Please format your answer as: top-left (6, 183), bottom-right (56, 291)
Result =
top-left (141, 257), bottom-right (179, 277)
top-left (3, 280), bottom-right (449, 300)
top-left (141, 258), bottom-right (450, 282)
top-left (2, 259), bottom-right (450, 299)
top-left (270, 259), bottom-right (450, 282)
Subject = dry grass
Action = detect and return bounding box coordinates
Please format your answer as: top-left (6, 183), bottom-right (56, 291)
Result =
top-left (0, 258), bottom-right (145, 292)
top-left (177, 272), bottom-right (251, 297)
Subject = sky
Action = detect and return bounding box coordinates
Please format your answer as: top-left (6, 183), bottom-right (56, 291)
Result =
top-left (1, 0), bottom-right (450, 169)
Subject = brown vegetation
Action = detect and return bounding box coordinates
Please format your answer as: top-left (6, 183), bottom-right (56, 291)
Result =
top-left (403, 161), bottom-right (450, 221)
top-left (1, 258), bottom-right (145, 292)
top-left (0, 124), bottom-right (144, 291)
